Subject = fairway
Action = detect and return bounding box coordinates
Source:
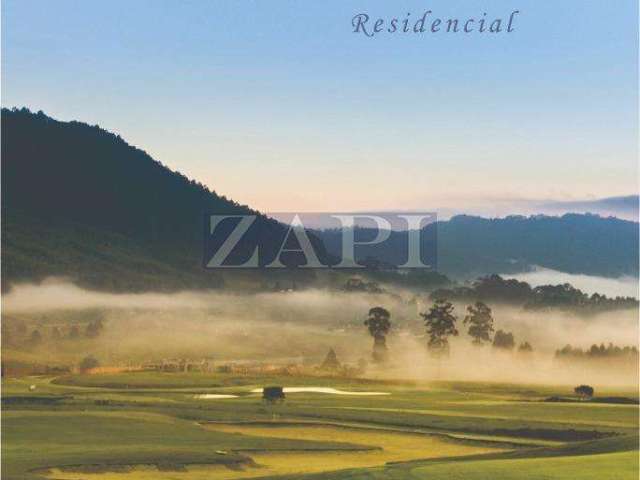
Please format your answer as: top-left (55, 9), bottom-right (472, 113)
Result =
top-left (42, 423), bottom-right (503, 480)
top-left (2, 371), bottom-right (638, 479)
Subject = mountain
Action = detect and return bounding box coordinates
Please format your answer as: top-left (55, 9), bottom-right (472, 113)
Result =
top-left (1, 108), bottom-right (321, 291)
top-left (315, 214), bottom-right (639, 279)
top-left (436, 214), bottom-right (638, 278)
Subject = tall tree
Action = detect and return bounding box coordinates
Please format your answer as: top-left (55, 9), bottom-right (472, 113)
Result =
top-left (364, 307), bottom-right (391, 363)
top-left (421, 299), bottom-right (458, 356)
top-left (463, 301), bottom-right (494, 345)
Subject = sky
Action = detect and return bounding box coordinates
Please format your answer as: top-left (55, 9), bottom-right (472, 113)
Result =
top-left (2, 0), bottom-right (638, 215)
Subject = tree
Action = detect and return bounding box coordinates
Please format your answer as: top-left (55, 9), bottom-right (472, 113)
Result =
top-left (518, 341), bottom-right (533, 353)
top-left (492, 330), bottom-right (515, 350)
top-left (421, 299), bottom-right (458, 356)
top-left (79, 355), bottom-right (100, 372)
top-left (364, 307), bottom-right (391, 363)
top-left (463, 301), bottom-right (494, 345)
top-left (574, 385), bottom-right (594, 399)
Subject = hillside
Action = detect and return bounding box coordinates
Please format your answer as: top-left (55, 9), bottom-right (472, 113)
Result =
top-left (1, 108), bottom-right (317, 291)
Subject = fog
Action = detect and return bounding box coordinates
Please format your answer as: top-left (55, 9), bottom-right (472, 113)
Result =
top-left (504, 267), bottom-right (638, 298)
top-left (2, 279), bottom-right (638, 388)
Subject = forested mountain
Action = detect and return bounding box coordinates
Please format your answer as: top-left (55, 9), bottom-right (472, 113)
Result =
top-left (431, 214), bottom-right (638, 278)
top-left (1, 108), bottom-right (320, 291)
top-left (316, 214), bottom-right (638, 279)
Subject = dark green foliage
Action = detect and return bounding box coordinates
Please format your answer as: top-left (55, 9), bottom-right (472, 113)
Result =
top-left (525, 284), bottom-right (638, 311)
top-left (463, 301), bottom-right (494, 345)
top-left (262, 386), bottom-right (285, 403)
top-left (421, 299), bottom-right (459, 355)
top-left (1, 108), bottom-right (322, 292)
top-left (431, 274), bottom-right (638, 313)
top-left (493, 330), bottom-right (515, 350)
top-left (364, 307), bottom-right (391, 363)
top-left (343, 277), bottom-right (384, 293)
top-left (556, 343), bottom-right (639, 361)
top-left (575, 385), bottom-right (595, 399)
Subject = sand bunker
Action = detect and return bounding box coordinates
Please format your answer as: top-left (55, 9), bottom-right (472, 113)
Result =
top-left (250, 387), bottom-right (389, 396)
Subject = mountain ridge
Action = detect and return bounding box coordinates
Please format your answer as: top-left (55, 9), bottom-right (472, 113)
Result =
top-left (2, 107), bottom-right (637, 292)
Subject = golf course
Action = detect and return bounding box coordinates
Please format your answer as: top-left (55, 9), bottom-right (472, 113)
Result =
top-left (2, 372), bottom-right (638, 479)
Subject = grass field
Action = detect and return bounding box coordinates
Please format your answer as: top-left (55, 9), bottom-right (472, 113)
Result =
top-left (1, 371), bottom-right (638, 479)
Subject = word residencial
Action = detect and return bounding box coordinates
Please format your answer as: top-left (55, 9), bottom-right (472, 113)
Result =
top-left (352, 10), bottom-right (520, 37)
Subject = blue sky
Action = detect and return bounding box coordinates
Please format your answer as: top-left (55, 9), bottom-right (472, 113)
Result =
top-left (2, 1), bottom-right (638, 214)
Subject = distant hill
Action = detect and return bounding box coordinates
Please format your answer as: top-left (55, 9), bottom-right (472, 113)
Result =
top-left (1, 108), bottom-right (321, 291)
top-left (316, 214), bottom-right (639, 279)
top-left (433, 214), bottom-right (638, 278)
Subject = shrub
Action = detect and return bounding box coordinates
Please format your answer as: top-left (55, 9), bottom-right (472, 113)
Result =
top-left (263, 386), bottom-right (285, 403)
top-left (79, 355), bottom-right (100, 372)
top-left (493, 330), bottom-right (515, 350)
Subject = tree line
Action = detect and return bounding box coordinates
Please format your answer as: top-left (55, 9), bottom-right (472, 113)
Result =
top-left (364, 300), bottom-right (533, 362)
top-left (2, 318), bottom-right (104, 348)
top-left (555, 343), bottom-right (638, 361)
top-left (430, 274), bottom-right (638, 313)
